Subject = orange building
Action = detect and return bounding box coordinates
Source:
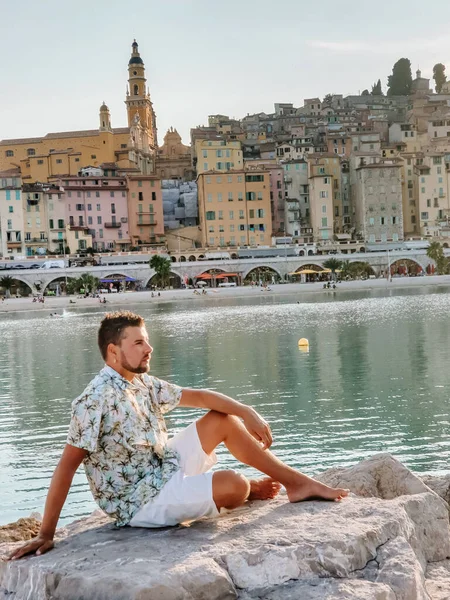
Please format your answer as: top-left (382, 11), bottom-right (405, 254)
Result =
top-left (197, 169), bottom-right (272, 248)
top-left (127, 176), bottom-right (165, 248)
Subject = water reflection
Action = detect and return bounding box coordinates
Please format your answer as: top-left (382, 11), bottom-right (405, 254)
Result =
top-left (1, 287), bottom-right (450, 525)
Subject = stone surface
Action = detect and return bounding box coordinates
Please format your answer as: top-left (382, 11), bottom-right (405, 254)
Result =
top-left (2, 454), bottom-right (450, 599)
top-left (317, 453), bottom-right (436, 499)
top-left (0, 517), bottom-right (41, 543)
top-left (422, 474), bottom-right (450, 505)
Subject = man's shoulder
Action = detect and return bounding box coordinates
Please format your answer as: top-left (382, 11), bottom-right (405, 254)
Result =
top-left (71, 369), bottom-right (117, 409)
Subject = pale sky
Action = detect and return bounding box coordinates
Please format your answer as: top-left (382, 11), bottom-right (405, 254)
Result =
top-left (1, 0), bottom-right (450, 145)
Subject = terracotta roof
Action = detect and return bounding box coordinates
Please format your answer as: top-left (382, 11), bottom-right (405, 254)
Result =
top-left (0, 126), bottom-right (130, 146)
top-left (0, 137), bottom-right (43, 146)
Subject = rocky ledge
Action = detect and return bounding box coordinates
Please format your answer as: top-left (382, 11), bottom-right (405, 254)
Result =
top-left (2, 453), bottom-right (450, 600)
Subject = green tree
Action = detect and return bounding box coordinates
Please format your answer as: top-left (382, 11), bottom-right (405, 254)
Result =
top-left (361, 89), bottom-right (370, 96)
top-left (371, 79), bottom-right (383, 96)
top-left (149, 255), bottom-right (171, 288)
top-left (341, 261), bottom-right (373, 280)
top-left (433, 63), bottom-right (447, 93)
top-left (0, 275), bottom-right (14, 298)
top-left (66, 274), bottom-right (99, 295)
top-left (387, 58), bottom-right (412, 96)
top-left (427, 240), bottom-right (447, 275)
top-left (323, 258), bottom-right (343, 280)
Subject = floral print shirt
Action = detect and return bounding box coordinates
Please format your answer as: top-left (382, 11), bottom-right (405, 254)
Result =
top-left (67, 366), bottom-right (183, 526)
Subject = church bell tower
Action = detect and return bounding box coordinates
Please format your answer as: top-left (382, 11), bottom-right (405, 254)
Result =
top-left (125, 40), bottom-right (157, 149)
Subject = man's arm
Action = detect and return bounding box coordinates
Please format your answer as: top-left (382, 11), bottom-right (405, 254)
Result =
top-left (180, 388), bottom-right (273, 449)
top-left (8, 444), bottom-right (87, 560)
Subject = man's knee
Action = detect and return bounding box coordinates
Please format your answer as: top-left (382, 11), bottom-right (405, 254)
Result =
top-left (212, 470), bottom-right (250, 511)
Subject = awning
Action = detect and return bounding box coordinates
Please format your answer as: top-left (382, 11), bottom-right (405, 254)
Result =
top-left (196, 272), bottom-right (239, 280)
top-left (100, 276), bottom-right (137, 283)
top-left (294, 269), bottom-right (324, 275)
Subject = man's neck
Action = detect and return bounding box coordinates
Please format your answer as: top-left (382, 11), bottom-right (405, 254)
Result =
top-left (105, 361), bottom-right (135, 382)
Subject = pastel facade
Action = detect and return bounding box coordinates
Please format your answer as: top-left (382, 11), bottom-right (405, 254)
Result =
top-left (0, 171), bottom-right (24, 257)
top-left (197, 170), bottom-right (272, 247)
top-left (354, 162), bottom-right (404, 244)
top-left (155, 128), bottom-right (193, 180)
top-left (415, 153), bottom-right (450, 237)
top-left (59, 176), bottom-right (130, 251)
top-left (127, 176), bottom-right (164, 247)
top-left (195, 140), bottom-right (243, 175)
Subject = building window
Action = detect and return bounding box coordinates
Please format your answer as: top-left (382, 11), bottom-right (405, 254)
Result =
top-left (421, 212), bottom-right (429, 220)
top-left (237, 176), bottom-right (243, 183)
top-left (228, 192), bottom-right (233, 201)
top-left (99, 229), bottom-right (103, 238)
top-left (207, 193), bottom-right (212, 203)
top-left (246, 192), bottom-right (256, 201)
top-left (203, 163), bottom-right (208, 171)
top-left (239, 210), bottom-right (244, 219)
top-left (8, 205), bottom-right (13, 213)
top-left (88, 216), bottom-right (93, 225)
top-left (257, 209), bottom-right (264, 218)
top-left (206, 176), bottom-right (211, 184)
top-left (97, 216), bottom-right (102, 224)
top-left (206, 211), bottom-right (215, 220)
top-left (111, 203), bottom-right (116, 214)
top-left (320, 191), bottom-right (328, 198)
top-left (91, 154), bottom-right (97, 159)
top-left (151, 192), bottom-right (156, 201)
top-left (238, 192), bottom-right (243, 201)
top-left (321, 217), bottom-right (328, 227)
top-left (27, 148), bottom-right (35, 156)
top-left (110, 191), bottom-right (115, 198)
top-left (5, 150), bottom-right (14, 157)
top-left (56, 159), bottom-right (62, 164)
top-left (217, 193), bottom-right (223, 202)
top-left (380, 217), bottom-right (385, 225)
top-left (96, 191), bottom-right (100, 197)
top-left (202, 150), bottom-right (208, 158)
top-left (58, 219), bottom-right (64, 228)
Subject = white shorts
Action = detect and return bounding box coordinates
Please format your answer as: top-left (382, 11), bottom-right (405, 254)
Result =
top-left (129, 422), bottom-right (219, 528)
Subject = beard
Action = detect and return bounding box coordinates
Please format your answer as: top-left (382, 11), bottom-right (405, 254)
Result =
top-left (120, 356), bottom-right (150, 374)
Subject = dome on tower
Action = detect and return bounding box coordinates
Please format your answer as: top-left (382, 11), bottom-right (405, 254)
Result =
top-left (129, 55), bottom-right (144, 65)
top-left (100, 102), bottom-right (109, 111)
top-left (129, 39), bottom-right (144, 65)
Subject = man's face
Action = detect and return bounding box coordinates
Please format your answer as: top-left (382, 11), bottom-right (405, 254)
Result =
top-left (116, 325), bottom-right (153, 374)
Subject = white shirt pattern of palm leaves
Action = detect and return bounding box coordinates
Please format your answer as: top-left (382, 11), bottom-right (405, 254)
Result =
top-left (67, 366), bottom-right (182, 526)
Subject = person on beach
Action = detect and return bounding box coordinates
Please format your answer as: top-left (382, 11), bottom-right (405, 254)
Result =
top-left (9, 310), bottom-right (348, 561)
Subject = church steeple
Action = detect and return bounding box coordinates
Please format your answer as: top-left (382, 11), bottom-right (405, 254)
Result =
top-left (125, 40), bottom-right (157, 148)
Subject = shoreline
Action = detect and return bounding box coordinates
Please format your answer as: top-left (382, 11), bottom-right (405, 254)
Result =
top-left (2, 275), bottom-right (450, 315)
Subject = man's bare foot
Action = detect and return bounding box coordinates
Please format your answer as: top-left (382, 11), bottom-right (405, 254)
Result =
top-left (248, 477), bottom-right (282, 501)
top-left (285, 478), bottom-right (349, 503)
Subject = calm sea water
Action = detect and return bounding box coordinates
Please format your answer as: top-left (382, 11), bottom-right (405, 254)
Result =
top-left (1, 287), bottom-right (450, 525)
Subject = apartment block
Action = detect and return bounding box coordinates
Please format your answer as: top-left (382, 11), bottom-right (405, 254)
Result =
top-left (195, 140), bottom-right (243, 175)
top-left (354, 161), bottom-right (404, 245)
top-left (127, 175), bottom-right (164, 248)
top-left (197, 170), bottom-right (272, 248)
top-left (415, 153), bottom-right (450, 237)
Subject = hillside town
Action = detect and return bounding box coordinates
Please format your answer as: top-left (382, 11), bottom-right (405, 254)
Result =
top-left (1, 43), bottom-right (450, 260)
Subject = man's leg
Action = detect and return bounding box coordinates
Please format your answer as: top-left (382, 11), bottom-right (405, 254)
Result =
top-left (197, 411), bottom-right (348, 502)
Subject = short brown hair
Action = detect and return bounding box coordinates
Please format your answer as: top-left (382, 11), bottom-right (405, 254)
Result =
top-left (98, 311), bottom-right (145, 360)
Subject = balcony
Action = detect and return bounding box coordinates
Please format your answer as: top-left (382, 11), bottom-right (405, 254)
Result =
top-left (137, 219), bottom-right (157, 226)
top-left (52, 238), bottom-right (66, 243)
top-left (25, 237), bottom-right (48, 244)
top-left (7, 241), bottom-right (22, 248)
top-left (104, 222), bottom-right (121, 228)
top-left (27, 199), bottom-right (39, 206)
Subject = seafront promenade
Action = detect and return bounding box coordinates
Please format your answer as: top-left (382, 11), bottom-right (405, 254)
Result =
top-left (2, 275), bottom-right (450, 314)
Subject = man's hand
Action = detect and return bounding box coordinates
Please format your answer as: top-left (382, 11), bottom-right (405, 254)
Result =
top-left (7, 535), bottom-right (54, 561)
top-left (243, 408), bottom-right (273, 450)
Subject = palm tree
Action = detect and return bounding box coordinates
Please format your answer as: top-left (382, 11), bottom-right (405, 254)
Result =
top-left (427, 240), bottom-right (447, 275)
top-left (323, 258), bottom-right (343, 280)
top-left (78, 273), bottom-right (100, 294)
top-left (149, 255), bottom-right (171, 289)
top-left (0, 275), bottom-right (14, 298)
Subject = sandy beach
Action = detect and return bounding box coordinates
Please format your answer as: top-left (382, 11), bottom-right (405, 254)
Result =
top-left (2, 275), bottom-right (450, 315)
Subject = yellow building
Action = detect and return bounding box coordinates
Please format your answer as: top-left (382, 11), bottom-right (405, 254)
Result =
top-left (0, 41), bottom-right (157, 182)
top-left (308, 163), bottom-right (334, 242)
top-left (197, 169), bottom-right (272, 248)
top-left (195, 140), bottom-right (243, 175)
top-left (155, 128), bottom-right (193, 180)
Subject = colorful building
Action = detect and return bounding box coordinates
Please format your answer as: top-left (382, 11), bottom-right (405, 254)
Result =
top-left (195, 140), bottom-right (243, 175)
top-left (127, 176), bottom-right (165, 248)
top-left (197, 169), bottom-right (272, 248)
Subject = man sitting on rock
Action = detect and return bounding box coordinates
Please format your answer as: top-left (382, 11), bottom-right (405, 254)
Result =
top-left (9, 311), bottom-right (347, 560)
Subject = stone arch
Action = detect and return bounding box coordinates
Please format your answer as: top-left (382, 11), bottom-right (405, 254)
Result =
top-left (0, 276), bottom-right (34, 297)
top-left (243, 265), bottom-right (283, 282)
top-left (103, 272), bottom-right (131, 280)
top-left (188, 255), bottom-right (197, 262)
top-left (179, 255), bottom-right (186, 262)
top-left (290, 263), bottom-right (325, 274)
top-left (194, 268), bottom-right (227, 279)
top-left (389, 258), bottom-right (423, 276)
top-left (359, 246), bottom-right (366, 253)
top-left (145, 271), bottom-right (182, 289)
top-left (230, 253), bottom-right (238, 260)
top-left (42, 275), bottom-right (76, 294)
top-left (170, 256), bottom-right (177, 263)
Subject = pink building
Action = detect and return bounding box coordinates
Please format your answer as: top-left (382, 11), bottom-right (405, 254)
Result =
top-left (60, 175), bottom-right (130, 251)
